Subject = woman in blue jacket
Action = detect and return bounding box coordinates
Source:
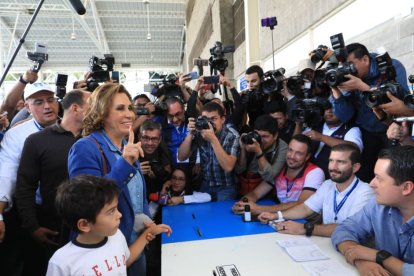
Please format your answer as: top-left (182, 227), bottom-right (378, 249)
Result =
top-left (68, 82), bottom-right (150, 276)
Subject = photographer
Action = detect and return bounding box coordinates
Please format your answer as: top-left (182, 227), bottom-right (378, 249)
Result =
top-left (265, 100), bottom-right (301, 144)
top-left (302, 104), bottom-right (363, 179)
top-left (178, 102), bottom-right (240, 201)
top-left (329, 42), bottom-right (409, 182)
top-left (138, 120), bottom-right (172, 203)
top-left (236, 115), bottom-right (288, 196)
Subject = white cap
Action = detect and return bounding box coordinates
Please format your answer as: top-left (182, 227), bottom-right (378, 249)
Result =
top-left (24, 82), bottom-right (55, 100)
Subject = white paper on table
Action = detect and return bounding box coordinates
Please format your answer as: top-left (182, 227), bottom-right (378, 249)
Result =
top-left (302, 260), bottom-right (353, 276)
top-left (284, 244), bottom-right (329, 262)
top-left (276, 237), bottom-right (314, 248)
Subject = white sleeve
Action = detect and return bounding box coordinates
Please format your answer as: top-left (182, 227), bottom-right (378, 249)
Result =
top-left (303, 167), bottom-right (325, 191)
top-left (304, 180), bottom-right (329, 213)
top-left (0, 130), bottom-right (21, 205)
top-left (348, 183), bottom-right (375, 217)
top-left (183, 192), bottom-right (212, 204)
top-left (46, 261), bottom-right (66, 276)
top-left (343, 126), bottom-right (363, 152)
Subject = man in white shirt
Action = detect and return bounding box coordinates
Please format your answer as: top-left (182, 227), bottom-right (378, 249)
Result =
top-left (0, 83), bottom-right (58, 274)
top-left (258, 143), bottom-right (374, 237)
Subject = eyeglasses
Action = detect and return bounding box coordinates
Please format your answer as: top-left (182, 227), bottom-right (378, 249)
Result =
top-left (171, 176), bottom-right (185, 181)
top-left (141, 136), bottom-right (160, 143)
top-left (30, 97), bottom-right (59, 107)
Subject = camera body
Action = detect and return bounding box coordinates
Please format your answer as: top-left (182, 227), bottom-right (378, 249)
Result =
top-left (241, 131), bottom-right (262, 145)
top-left (154, 74), bottom-right (182, 99)
top-left (363, 82), bottom-right (402, 108)
top-left (310, 45), bottom-right (328, 64)
top-left (195, 116), bottom-right (211, 131)
top-left (325, 62), bottom-right (356, 87)
top-left (87, 54), bottom-right (115, 92)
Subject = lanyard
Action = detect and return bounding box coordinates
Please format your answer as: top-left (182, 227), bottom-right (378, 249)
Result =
top-left (333, 179), bottom-right (359, 222)
top-left (285, 178), bottom-right (296, 198)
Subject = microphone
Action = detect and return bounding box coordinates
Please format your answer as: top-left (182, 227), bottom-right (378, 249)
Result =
top-left (68, 0), bottom-right (86, 15)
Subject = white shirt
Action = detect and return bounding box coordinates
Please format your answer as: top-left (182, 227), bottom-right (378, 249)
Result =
top-left (304, 123), bottom-right (363, 157)
top-left (46, 229), bottom-right (130, 276)
top-left (0, 119), bottom-right (40, 205)
top-left (304, 176), bottom-right (374, 224)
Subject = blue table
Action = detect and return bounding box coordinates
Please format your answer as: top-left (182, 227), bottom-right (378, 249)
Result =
top-left (162, 200), bottom-right (276, 244)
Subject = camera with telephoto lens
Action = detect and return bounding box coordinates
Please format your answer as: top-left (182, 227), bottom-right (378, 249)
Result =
top-left (209, 41), bottom-right (235, 72)
top-left (87, 54), bottom-right (115, 92)
top-left (363, 82), bottom-right (402, 108)
top-left (195, 116), bottom-right (211, 131)
top-left (241, 131), bottom-right (262, 145)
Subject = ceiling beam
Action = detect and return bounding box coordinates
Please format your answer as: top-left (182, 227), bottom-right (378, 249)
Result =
top-left (90, 0), bottom-right (110, 53)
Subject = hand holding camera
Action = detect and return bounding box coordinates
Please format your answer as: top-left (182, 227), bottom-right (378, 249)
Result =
top-left (187, 117), bottom-right (196, 134)
top-left (140, 161), bottom-right (152, 175)
top-left (240, 132), bottom-right (262, 154)
top-left (23, 69), bottom-right (38, 84)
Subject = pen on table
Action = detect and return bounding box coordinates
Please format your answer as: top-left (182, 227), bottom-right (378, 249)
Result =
top-left (192, 213), bottom-right (196, 219)
top-left (197, 227), bottom-right (203, 237)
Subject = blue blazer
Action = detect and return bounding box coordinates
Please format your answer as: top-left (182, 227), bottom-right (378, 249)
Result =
top-left (68, 130), bottom-right (149, 243)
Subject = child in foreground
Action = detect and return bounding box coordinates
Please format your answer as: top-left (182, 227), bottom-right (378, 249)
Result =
top-left (46, 175), bottom-right (172, 276)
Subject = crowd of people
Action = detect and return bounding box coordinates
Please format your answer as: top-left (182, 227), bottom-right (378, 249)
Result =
top-left (0, 41), bottom-right (413, 276)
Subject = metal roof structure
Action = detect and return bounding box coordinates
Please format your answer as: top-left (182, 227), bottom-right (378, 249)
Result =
top-left (0, 0), bottom-right (186, 73)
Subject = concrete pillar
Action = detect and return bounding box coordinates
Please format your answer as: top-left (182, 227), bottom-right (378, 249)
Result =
top-left (244, 0), bottom-right (261, 68)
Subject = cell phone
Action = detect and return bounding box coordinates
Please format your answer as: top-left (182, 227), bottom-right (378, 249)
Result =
top-left (111, 71), bottom-right (120, 83)
top-left (184, 71), bottom-right (199, 80)
top-left (35, 42), bottom-right (48, 54)
top-left (0, 111), bottom-right (8, 118)
top-left (204, 75), bottom-right (220, 84)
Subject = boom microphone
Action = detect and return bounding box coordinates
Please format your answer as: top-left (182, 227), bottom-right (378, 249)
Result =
top-left (69, 0), bottom-right (86, 15)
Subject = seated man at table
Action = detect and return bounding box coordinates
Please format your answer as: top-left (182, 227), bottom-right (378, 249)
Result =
top-left (178, 102), bottom-right (240, 201)
top-left (258, 144), bottom-right (374, 237)
top-left (331, 146), bottom-right (414, 276)
top-left (232, 134), bottom-right (324, 215)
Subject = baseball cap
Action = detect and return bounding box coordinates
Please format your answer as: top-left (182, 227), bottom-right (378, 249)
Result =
top-left (24, 82), bottom-right (55, 101)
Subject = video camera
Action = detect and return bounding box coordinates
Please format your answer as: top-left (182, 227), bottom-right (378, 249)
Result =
top-left (27, 42), bottom-right (48, 73)
top-left (261, 68), bottom-right (286, 94)
top-left (87, 54), bottom-right (115, 92)
top-left (291, 96), bottom-right (331, 127)
top-left (363, 52), bottom-right (403, 108)
top-left (209, 41), bottom-right (235, 72)
top-left (153, 74), bottom-right (182, 99)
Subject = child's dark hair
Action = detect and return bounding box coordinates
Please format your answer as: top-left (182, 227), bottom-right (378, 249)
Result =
top-left (55, 175), bottom-right (119, 233)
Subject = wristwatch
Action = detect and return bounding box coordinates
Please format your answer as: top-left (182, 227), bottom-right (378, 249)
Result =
top-left (304, 222), bottom-right (314, 237)
top-left (376, 250), bottom-right (392, 266)
top-left (19, 75), bottom-right (29, 85)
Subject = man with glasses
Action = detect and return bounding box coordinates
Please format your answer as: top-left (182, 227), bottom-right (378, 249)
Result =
top-left (138, 120), bottom-right (171, 204)
top-left (178, 102), bottom-right (240, 201)
top-left (332, 146), bottom-right (414, 276)
top-left (0, 83), bottom-right (58, 274)
top-left (236, 114), bottom-right (288, 196)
